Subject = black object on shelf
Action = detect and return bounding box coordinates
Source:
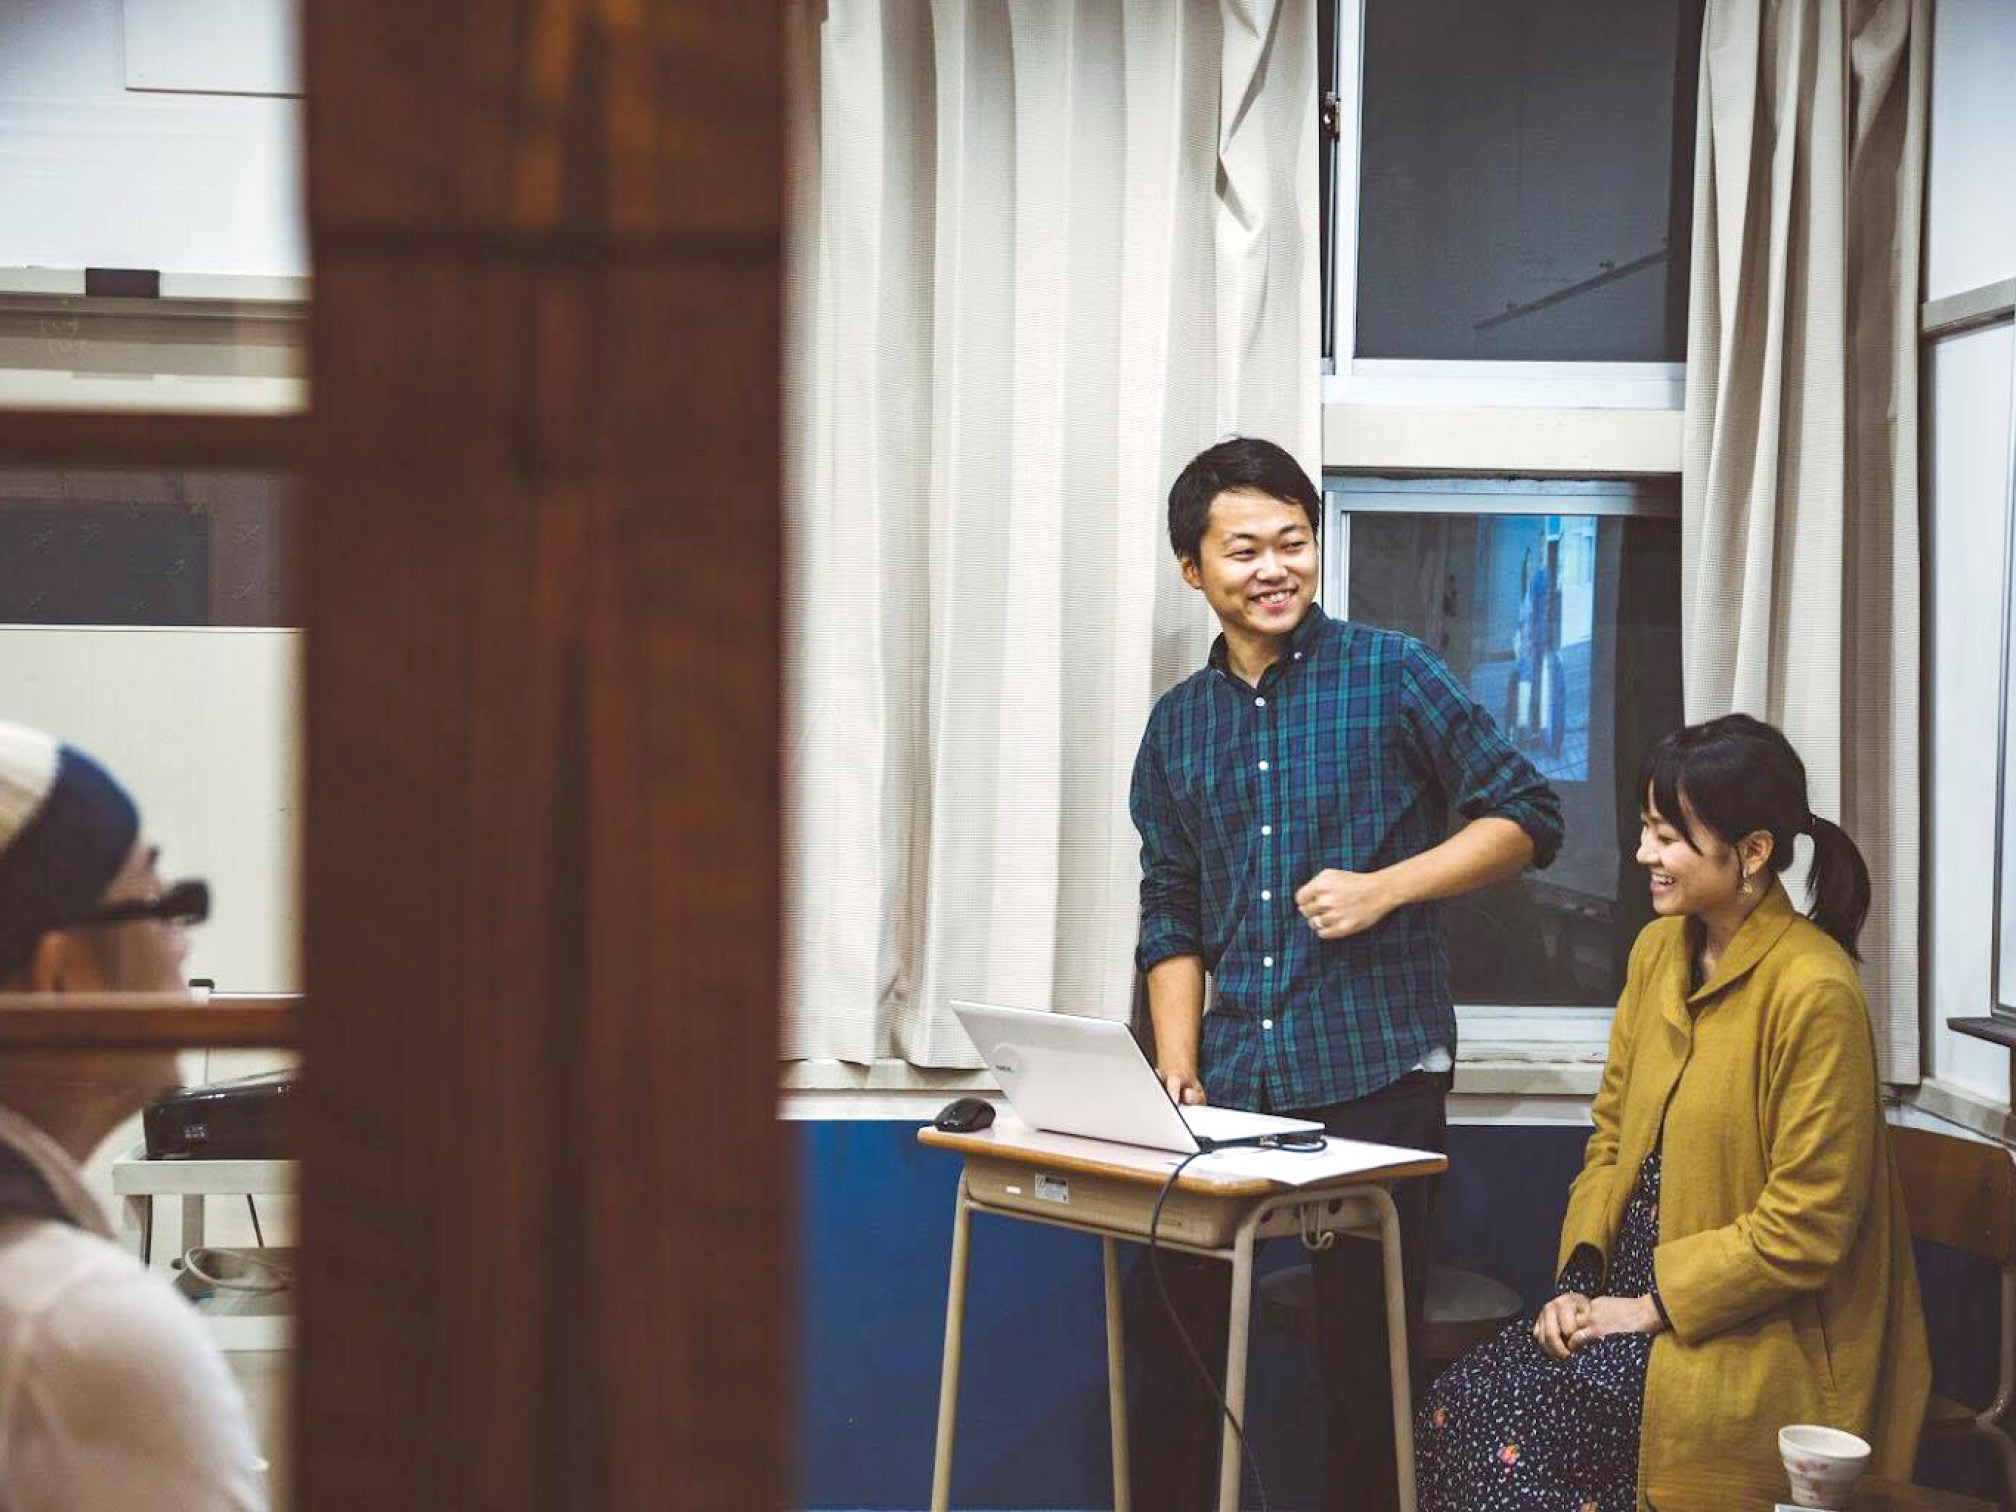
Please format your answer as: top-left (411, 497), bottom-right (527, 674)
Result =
top-left (84, 267), bottom-right (161, 298)
top-left (144, 1071), bottom-right (296, 1160)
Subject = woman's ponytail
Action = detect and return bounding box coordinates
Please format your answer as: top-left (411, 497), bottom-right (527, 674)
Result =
top-left (1802, 813), bottom-right (1871, 960)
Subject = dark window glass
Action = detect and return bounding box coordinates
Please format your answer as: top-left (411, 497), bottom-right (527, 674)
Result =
top-left (1350, 0), bottom-right (1703, 362)
top-left (0, 470), bottom-right (297, 626)
top-left (1341, 495), bottom-right (1682, 1003)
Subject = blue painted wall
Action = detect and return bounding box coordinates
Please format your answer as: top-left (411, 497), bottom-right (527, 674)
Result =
top-left (794, 1121), bottom-right (2006, 1511)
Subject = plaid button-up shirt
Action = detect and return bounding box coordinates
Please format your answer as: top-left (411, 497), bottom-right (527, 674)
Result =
top-left (1130, 604), bottom-right (1563, 1112)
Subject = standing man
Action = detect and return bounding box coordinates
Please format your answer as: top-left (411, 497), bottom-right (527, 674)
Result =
top-left (1126, 438), bottom-right (1562, 1512)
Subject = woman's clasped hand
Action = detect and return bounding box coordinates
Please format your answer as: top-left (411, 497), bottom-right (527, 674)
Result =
top-left (1531, 1291), bottom-right (1662, 1360)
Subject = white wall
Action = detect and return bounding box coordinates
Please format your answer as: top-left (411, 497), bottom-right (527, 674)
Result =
top-left (0, 0), bottom-right (305, 277)
top-left (0, 4), bottom-right (307, 985)
top-left (0, 624), bottom-right (303, 1490)
top-left (1922, 0), bottom-right (2016, 1106)
top-left (0, 627), bottom-right (303, 992)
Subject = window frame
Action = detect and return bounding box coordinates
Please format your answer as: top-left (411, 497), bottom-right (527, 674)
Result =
top-left (1989, 306), bottom-right (2016, 1020)
top-left (1324, 474), bottom-right (1682, 1050)
top-left (1322, 0), bottom-right (1688, 411)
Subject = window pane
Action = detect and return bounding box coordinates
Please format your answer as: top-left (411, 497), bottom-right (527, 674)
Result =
top-left (1353, 0), bottom-right (1701, 362)
top-left (0, 469), bottom-right (298, 626)
top-left (1342, 499), bottom-right (1682, 1003)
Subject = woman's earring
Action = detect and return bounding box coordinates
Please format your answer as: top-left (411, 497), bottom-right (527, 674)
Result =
top-left (1740, 871), bottom-right (1755, 897)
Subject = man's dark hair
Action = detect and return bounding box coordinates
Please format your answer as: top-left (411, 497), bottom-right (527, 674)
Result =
top-left (1166, 437), bottom-right (1321, 562)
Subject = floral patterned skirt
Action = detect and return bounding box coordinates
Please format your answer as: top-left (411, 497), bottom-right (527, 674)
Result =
top-left (1414, 1147), bottom-right (1663, 1512)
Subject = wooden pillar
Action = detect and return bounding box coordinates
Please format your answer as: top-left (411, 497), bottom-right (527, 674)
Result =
top-left (297, 7), bottom-right (783, 1507)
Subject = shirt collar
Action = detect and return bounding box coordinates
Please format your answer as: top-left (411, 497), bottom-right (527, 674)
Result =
top-left (1207, 602), bottom-right (1330, 681)
top-left (1668, 876), bottom-right (1801, 1021)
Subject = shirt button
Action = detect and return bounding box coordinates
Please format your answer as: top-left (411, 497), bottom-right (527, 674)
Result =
top-left (1261, 890), bottom-right (1272, 901)
top-left (1262, 956), bottom-right (1274, 968)
top-left (1261, 825), bottom-right (1272, 836)
top-left (1293, 651), bottom-right (1303, 660)
top-left (1262, 1018), bottom-right (1274, 1030)
top-left (1254, 696), bottom-right (1266, 708)
top-left (1258, 760), bottom-right (1269, 772)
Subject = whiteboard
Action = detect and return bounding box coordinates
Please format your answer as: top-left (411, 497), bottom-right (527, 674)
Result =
top-left (123, 0), bottom-right (302, 97)
top-left (0, 2), bottom-right (306, 277)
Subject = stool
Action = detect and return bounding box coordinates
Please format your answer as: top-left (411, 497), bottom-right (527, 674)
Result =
top-left (1257, 1263), bottom-right (1523, 1372)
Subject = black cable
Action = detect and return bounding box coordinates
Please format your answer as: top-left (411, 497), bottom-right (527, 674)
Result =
top-left (1146, 1133), bottom-right (1326, 1512)
top-left (246, 1195), bottom-right (265, 1248)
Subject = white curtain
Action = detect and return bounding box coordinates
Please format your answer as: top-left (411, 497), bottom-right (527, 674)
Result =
top-left (783, 0), bottom-right (1320, 1065)
top-left (1681, 0), bottom-right (1928, 1079)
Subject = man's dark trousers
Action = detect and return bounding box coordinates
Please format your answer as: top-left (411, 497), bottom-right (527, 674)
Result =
top-left (1123, 1068), bottom-right (1448, 1512)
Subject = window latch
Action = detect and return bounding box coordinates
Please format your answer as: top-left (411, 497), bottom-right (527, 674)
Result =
top-left (1320, 91), bottom-right (1342, 141)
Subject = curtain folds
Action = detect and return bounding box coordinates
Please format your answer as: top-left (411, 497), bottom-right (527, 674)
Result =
top-left (1681, 0), bottom-right (1929, 1079)
top-left (783, 0), bottom-right (1320, 1065)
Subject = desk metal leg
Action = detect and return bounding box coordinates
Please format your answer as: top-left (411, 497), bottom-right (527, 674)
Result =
top-left (180, 1194), bottom-right (205, 1257)
top-left (117, 1194), bottom-right (150, 1263)
top-left (1217, 1215), bottom-right (1261, 1512)
top-left (930, 1176), bottom-right (973, 1512)
top-left (1101, 1237), bottom-right (1130, 1512)
top-left (1371, 1187), bottom-right (1418, 1512)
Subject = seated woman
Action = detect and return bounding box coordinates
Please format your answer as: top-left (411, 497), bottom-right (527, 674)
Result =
top-left (1415, 714), bottom-right (1928, 1511)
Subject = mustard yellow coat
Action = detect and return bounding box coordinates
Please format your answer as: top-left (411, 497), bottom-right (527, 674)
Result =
top-left (1557, 880), bottom-right (1930, 1489)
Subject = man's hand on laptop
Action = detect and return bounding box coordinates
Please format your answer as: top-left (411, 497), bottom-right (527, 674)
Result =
top-left (1160, 1066), bottom-right (1207, 1106)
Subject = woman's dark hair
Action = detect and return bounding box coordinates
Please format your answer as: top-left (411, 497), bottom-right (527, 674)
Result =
top-left (1166, 437), bottom-right (1321, 562)
top-left (1636, 713), bottom-right (1871, 958)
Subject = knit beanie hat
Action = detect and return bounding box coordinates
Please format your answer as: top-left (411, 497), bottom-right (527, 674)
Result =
top-left (0, 722), bottom-right (140, 983)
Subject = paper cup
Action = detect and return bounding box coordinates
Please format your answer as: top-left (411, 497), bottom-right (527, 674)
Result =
top-left (1778, 1424), bottom-right (1871, 1509)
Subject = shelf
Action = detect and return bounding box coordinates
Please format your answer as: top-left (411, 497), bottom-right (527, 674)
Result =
top-left (0, 268), bottom-right (309, 306)
top-left (173, 1246), bottom-right (298, 1352)
top-left (112, 1145), bottom-right (298, 1196)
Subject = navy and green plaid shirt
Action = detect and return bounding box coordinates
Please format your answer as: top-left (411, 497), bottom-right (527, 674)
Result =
top-left (1130, 604), bottom-right (1563, 1113)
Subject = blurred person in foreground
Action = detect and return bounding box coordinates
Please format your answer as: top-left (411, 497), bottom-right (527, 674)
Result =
top-left (0, 719), bottom-right (265, 1510)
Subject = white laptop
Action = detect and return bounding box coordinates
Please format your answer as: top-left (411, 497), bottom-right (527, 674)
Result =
top-left (949, 1000), bottom-right (1324, 1155)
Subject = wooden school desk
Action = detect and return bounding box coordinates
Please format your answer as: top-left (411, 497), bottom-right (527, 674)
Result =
top-left (919, 1114), bottom-right (1447, 1512)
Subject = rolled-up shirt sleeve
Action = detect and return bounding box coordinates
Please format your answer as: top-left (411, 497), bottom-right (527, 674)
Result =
top-left (1130, 717), bottom-right (1202, 972)
top-left (1398, 636), bottom-right (1564, 869)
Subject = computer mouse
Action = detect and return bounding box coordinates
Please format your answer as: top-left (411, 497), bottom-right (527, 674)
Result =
top-left (933, 1096), bottom-right (996, 1133)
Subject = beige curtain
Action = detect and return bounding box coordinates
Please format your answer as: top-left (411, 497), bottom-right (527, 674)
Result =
top-left (1681, 0), bottom-right (1928, 1080)
top-left (782, 0), bottom-right (1320, 1065)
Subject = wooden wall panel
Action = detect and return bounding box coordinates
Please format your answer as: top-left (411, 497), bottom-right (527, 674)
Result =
top-left (298, 5), bottom-right (783, 1507)
top-left (0, 413), bottom-right (303, 471)
top-left (307, 5), bottom-right (778, 242)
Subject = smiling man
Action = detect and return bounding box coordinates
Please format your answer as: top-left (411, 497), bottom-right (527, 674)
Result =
top-left (1124, 437), bottom-right (1563, 1512)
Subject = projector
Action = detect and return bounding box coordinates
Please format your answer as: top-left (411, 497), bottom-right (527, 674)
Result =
top-left (143, 1071), bottom-right (296, 1160)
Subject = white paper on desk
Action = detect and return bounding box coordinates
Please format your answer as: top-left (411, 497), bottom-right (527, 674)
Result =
top-left (1187, 1136), bottom-right (1441, 1186)
top-left (968, 1114), bottom-right (1440, 1188)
